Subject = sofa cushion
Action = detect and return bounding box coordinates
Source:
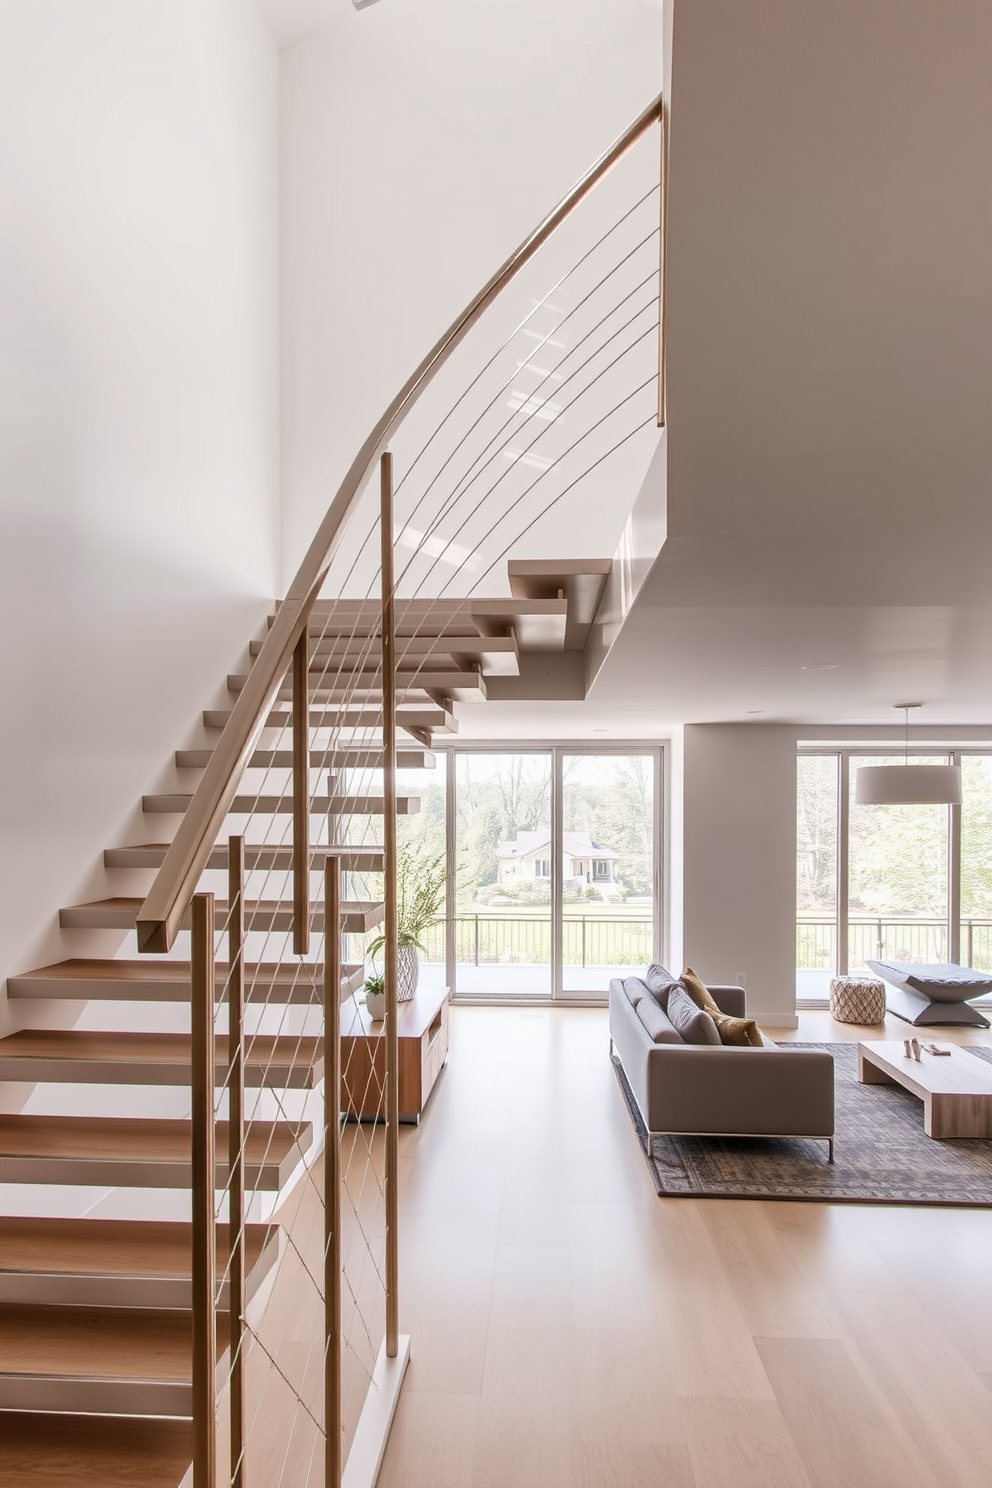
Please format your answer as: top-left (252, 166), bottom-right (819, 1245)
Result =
top-left (635, 996), bottom-right (684, 1045)
top-left (711, 1012), bottom-right (764, 1047)
top-left (644, 963), bottom-right (683, 1010)
top-left (680, 966), bottom-right (724, 1019)
top-left (667, 985), bottom-right (721, 1045)
top-left (622, 976), bottom-right (651, 1007)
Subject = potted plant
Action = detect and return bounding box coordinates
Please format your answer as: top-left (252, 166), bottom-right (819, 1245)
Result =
top-left (363, 971), bottom-right (386, 1022)
top-left (367, 846), bottom-right (445, 1001)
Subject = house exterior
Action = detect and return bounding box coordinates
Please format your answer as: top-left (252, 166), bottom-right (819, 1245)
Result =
top-left (496, 830), bottom-right (619, 885)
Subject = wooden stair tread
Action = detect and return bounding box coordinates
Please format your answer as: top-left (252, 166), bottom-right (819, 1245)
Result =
top-left (105, 842), bottom-right (385, 870)
top-left (0, 1303), bottom-right (229, 1382)
top-left (0, 1217), bottom-right (270, 1278)
top-left (0, 1220), bottom-right (279, 1311)
top-left (295, 596), bottom-right (568, 651)
top-left (8, 959), bottom-right (363, 1002)
top-left (0, 1412), bottom-right (191, 1488)
top-left (60, 896), bottom-right (385, 933)
top-left (259, 635), bottom-right (518, 677)
top-left (204, 705), bottom-right (457, 733)
top-left (0, 1030), bottom-right (324, 1088)
top-left (140, 792), bottom-right (419, 814)
top-left (174, 747), bottom-right (434, 770)
top-left (227, 670), bottom-right (486, 702)
top-left (0, 1114), bottom-right (305, 1159)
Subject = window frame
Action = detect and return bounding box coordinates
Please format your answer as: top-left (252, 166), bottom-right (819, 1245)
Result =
top-left (439, 741), bottom-right (665, 1003)
top-left (797, 746), bottom-right (992, 996)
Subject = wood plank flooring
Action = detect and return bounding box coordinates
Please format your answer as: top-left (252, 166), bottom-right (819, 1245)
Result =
top-left (372, 1005), bottom-right (992, 1488)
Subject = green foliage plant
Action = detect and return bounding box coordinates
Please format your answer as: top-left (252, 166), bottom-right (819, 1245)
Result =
top-left (368, 846), bottom-right (446, 958)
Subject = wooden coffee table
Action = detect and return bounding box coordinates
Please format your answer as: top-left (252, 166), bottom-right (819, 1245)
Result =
top-left (858, 1040), bottom-right (992, 1139)
top-left (340, 984), bottom-right (449, 1124)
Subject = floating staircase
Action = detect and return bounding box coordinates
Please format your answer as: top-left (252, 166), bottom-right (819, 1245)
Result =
top-left (1, 565), bottom-right (606, 1483)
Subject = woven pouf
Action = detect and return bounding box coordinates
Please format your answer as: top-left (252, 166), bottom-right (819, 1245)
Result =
top-left (829, 976), bottom-right (886, 1025)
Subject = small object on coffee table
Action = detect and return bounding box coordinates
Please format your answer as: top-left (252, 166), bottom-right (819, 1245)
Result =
top-left (926, 1043), bottom-right (951, 1056)
top-left (912, 1037), bottom-right (921, 1061)
top-left (903, 1039), bottom-right (912, 1058)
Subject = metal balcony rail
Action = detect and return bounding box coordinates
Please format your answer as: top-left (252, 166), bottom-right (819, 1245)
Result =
top-left (797, 915), bottom-right (992, 972)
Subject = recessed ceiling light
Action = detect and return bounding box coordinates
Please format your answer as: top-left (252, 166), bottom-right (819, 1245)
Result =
top-left (800, 662), bottom-right (837, 672)
top-left (593, 728), bottom-right (608, 734)
top-left (745, 710), bottom-right (764, 715)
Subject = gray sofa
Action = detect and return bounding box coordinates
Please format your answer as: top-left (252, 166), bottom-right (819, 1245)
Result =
top-left (609, 973), bottom-right (835, 1162)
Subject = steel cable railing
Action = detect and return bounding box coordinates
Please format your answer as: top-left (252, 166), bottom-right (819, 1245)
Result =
top-left (151, 91), bottom-right (667, 1487)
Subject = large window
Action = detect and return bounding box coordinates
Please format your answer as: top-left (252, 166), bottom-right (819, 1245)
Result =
top-left (454, 751), bottom-right (553, 997)
top-left (410, 745), bottom-right (662, 1000)
top-left (561, 753), bottom-right (656, 994)
top-left (796, 748), bottom-right (992, 998)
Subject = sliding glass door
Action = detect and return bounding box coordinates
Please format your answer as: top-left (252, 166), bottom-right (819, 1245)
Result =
top-left (454, 751), bottom-right (552, 997)
top-left (560, 753), bottom-right (656, 994)
top-left (448, 746), bottom-right (661, 1000)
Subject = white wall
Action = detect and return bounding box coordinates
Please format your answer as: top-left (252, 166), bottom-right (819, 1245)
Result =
top-left (280, 0), bottom-right (665, 592)
top-left (0, 0), bottom-right (280, 1001)
top-left (682, 725), bottom-right (799, 1027)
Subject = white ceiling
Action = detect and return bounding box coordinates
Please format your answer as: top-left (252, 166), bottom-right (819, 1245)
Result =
top-left (254, 0), bottom-right (340, 49)
top-left (264, 0), bottom-right (992, 735)
top-left (589, 0), bottom-right (992, 730)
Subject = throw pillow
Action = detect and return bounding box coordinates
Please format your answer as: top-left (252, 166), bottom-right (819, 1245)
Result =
top-left (644, 963), bottom-right (682, 1010)
top-left (666, 985), bottom-right (721, 1046)
top-left (680, 966), bottom-right (723, 1018)
top-left (622, 976), bottom-right (651, 1007)
top-left (711, 1012), bottom-right (764, 1048)
top-left (635, 996), bottom-right (683, 1045)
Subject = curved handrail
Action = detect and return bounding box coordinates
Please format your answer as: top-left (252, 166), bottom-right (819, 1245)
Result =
top-left (136, 90), bottom-right (664, 954)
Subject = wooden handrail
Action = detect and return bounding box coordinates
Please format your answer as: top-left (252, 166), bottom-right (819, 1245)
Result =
top-left (136, 90), bottom-right (664, 953)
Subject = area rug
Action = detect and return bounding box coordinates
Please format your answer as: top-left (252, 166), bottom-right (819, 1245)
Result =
top-left (612, 1043), bottom-right (992, 1206)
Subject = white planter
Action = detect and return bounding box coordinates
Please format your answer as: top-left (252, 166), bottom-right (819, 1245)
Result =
top-left (365, 989), bottom-right (386, 1021)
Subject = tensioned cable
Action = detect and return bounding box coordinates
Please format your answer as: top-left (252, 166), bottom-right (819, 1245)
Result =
top-left (341, 229), bottom-right (660, 611)
top-left (391, 181), bottom-right (660, 504)
top-left (393, 292), bottom-right (660, 589)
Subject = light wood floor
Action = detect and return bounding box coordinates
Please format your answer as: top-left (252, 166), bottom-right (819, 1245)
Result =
top-left (374, 1004), bottom-right (992, 1488)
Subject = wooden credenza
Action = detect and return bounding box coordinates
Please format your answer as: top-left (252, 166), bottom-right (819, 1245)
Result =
top-left (340, 984), bottom-right (449, 1123)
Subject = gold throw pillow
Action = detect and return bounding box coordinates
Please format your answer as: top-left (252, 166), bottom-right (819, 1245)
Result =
top-left (680, 966), bottom-right (723, 1017)
top-left (681, 966), bottom-right (763, 1047)
top-left (712, 1012), bottom-right (764, 1047)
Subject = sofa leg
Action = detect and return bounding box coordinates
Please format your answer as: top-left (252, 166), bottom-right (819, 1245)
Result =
top-left (827, 1138), bottom-right (834, 1165)
top-left (646, 1133), bottom-right (653, 1159)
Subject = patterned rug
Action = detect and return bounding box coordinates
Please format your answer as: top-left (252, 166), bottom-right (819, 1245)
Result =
top-left (612, 1043), bottom-right (992, 1205)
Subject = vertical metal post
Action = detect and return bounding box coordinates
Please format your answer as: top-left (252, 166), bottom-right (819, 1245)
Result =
top-left (324, 856), bottom-right (343, 1488)
top-left (380, 451), bottom-right (400, 1359)
top-left (837, 752), bottom-right (849, 974)
top-left (949, 753), bottom-right (962, 964)
top-left (657, 101), bottom-right (668, 428)
top-left (192, 893), bottom-right (217, 1488)
top-left (293, 630), bottom-right (311, 955)
top-left (444, 748), bottom-right (456, 997)
top-left (227, 839), bottom-right (246, 1488)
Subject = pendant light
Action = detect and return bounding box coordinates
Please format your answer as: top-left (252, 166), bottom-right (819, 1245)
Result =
top-left (854, 705), bottom-right (962, 806)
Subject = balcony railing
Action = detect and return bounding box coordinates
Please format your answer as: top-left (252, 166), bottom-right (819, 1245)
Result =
top-left (419, 914), bottom-right (653, 967)
top-left (797, 916), bottom-right (992, 972)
